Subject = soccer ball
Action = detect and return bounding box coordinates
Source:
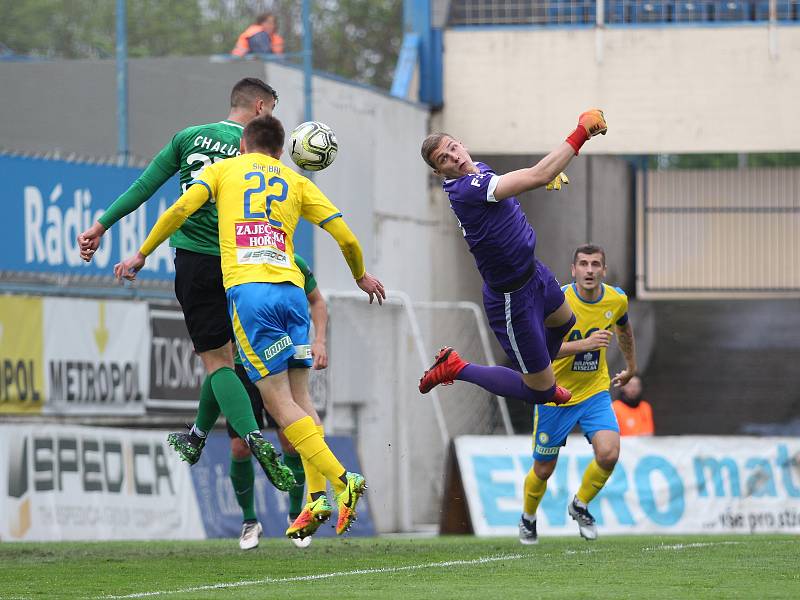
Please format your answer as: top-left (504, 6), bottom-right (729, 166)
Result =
top-left (289, 121), bottom-right (338, 172)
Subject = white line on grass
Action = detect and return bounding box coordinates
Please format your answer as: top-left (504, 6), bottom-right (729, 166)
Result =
top-left (91, 540), bottom-right (746, 599)
top-left (93, 553), bottom-right (526, 599)
top-left (643, 541), bottom-right (743, 551)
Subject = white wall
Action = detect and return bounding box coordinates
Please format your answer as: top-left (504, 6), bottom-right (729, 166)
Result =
top-left (261, 63), bottom-right (434, 302)
top-left (441, 25), bottom-right (800, 154)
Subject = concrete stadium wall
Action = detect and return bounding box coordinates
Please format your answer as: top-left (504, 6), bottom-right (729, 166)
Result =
top-left (0, 56), bottom-right (433, 301)
top-left (0, 57), bottom-right (268, 159)
top-left (257, 62), bottom-right (434, 303)
top-left (441, 25), bottom-right (800, 154)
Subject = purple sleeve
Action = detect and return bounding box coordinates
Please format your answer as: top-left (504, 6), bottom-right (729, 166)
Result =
top-left (450, 172), bottom-right (501, 204)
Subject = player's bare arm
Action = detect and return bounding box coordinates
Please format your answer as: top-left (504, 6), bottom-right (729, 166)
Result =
top-left (492, 109), bottom-right (608, 202)
top-left (556, 329), bottom-right (614, 359)
top-left (306, 288), bottom-right (329, 369)
top-left (612, 321), bottom-right (637, 387)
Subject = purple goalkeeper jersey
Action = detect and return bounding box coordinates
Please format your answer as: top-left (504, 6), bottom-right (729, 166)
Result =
top-left (443, 162), bottom-right (536, 291)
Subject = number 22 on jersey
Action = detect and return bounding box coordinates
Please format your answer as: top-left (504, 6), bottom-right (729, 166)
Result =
top-left (244, 171), bottom-right (288, 225)
top-left (235, 171), bottom-right (290, 267)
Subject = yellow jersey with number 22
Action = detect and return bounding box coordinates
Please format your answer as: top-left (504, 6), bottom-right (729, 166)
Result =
top-left (195, 152), bottom-right (342, 290)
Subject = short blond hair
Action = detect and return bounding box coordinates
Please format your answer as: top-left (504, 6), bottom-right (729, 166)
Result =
top-left (420, 132), bottom-right (454, 170)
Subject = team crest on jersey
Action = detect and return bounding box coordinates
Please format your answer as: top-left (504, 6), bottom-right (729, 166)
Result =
top-left (572, 350), bottom-right (600, 372)
top-left (604, 310), bottom-right (613, 319)
top-left (538, 432), bottom-right (550, 445)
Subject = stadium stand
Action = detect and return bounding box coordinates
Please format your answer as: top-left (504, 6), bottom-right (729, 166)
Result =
top-left (447, 0), bottom-right (799, 24)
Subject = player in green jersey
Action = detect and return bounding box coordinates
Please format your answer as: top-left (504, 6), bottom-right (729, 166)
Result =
top-left (77, 78), bottom-right (297, 493)
top-left (230, 253), bottom-right (330, 550)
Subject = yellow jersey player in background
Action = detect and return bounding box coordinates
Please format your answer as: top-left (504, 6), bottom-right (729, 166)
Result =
top-left (115, 115), bottom-right (385, 540)
top-left (519, 244), bottom-right (637, 544)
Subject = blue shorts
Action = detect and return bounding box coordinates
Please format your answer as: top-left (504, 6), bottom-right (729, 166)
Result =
top-left (482, 260), bottom-right (565, 374)
top-left (531, 390), bottom-right (619, 462)
top-left (227, 282), bottom-right (313, 382)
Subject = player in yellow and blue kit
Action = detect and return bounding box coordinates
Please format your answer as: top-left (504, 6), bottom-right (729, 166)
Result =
top-left (519, 244), bottom-right (637, 544)
top-left (115, 115), bottom-right (385, 540)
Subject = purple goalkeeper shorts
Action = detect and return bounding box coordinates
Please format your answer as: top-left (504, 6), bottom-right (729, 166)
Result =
top-left (482, 260), bottom-right (565, 374)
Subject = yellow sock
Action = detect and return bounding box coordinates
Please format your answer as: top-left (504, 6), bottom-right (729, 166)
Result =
top-left (284, 416), bottom-right (346, 496)
top-left (523, 468), bottom-right (548, 515)
top-left (303, 425), bottom-right (329, 503)
top-left (576, 459), bottom-right (613, 504)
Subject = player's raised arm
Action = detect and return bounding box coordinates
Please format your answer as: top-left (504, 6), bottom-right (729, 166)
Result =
top-left (113, 182), bottom-right (210, 281)
top-left (320, 217), bottom-right (385, 305)
top-left (79, 137), bottom-right (181, 262)
top-left (492, 109), bottom-right (608, 202)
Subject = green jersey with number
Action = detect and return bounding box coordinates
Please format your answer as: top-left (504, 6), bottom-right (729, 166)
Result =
top-left (98, 120), bottom-right (244, 255)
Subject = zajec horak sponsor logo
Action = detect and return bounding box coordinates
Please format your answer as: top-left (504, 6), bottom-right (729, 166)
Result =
top-left (234, 221), bottom-right (289, 266)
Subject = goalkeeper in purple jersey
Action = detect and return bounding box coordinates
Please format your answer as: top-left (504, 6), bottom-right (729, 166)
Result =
top-left (77, 79), bottom-right (300, 505)
top-left (418, 109), bottom-right (608, 406)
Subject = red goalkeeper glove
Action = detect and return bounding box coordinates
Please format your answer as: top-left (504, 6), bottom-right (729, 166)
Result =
top-left (566, 109), bottom-right (607, 154)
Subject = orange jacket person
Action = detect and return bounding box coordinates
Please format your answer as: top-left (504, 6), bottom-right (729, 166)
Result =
top-left (612, 376), bottom-right (654, 436)
top-left (232, 13), bottom-right (284, 56)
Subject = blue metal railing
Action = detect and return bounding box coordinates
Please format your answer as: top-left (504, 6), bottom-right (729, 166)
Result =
top-left (447, 0), bottom-right (799, 25)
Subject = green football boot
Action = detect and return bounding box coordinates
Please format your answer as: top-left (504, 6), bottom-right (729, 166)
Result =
top-left (166, 429), bottom-right (205, 465)
top-left (246, 432), bottom-right (296, 492)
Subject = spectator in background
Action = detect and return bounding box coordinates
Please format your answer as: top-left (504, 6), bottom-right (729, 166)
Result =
top-left (613, 375), bottom-right (654, 436)
top-left (232, 13), bottom-right (285, 57)
top-left (262, 13), bottom-right (284, 54)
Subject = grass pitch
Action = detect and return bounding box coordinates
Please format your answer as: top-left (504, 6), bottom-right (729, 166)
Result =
top-left (0, 535), bottom-right (797, 599)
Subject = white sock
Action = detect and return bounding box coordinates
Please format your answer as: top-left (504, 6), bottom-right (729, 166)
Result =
top-left (523, 512), bottom-right (537, 522)
top-left (573, 495), bottom-right (587, 509)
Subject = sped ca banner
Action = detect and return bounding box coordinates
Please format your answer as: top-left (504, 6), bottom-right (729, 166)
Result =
top-left (455, 435), bottom-right (800, 536)
top-left (43, 298), bottom-right (150, 415)
top-left (0, 424), bottom-right (204, 541)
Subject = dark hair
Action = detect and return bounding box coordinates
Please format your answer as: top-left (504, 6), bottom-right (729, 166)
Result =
top-left (255, 12), bottom-right (274, 25)
top-left (420, 132), bottom-right (454, 169)
top-left (243, 115), bottom-right (285, 155)
top-left (573, 244), bottom-right (606, 266)
top-left (230, 77), bottom-right (278, 109)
